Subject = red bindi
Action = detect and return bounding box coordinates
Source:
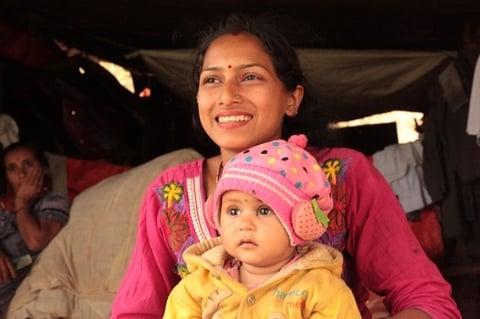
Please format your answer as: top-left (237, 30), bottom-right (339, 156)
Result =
top-left (228, 65), bottom-right (232, 68)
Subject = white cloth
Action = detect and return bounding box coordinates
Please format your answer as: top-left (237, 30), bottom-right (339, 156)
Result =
top-left (373, 140), bottom-right (432, 213)
top-left (467, 54), bottom-right (480, 142)
top-left (390, 165), bottom-right (432, 213)
top-left (372, 141), bottom-right (423, 181)
top-left (0, 114), bottom-right (19, 149)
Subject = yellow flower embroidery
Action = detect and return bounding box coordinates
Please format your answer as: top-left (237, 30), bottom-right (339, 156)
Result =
top-left (323, 159), bottom-right (341, 185)
top-left (163, 182), bottom-right (183, 208)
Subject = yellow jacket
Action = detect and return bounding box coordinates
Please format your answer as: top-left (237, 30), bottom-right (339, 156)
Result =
top-left (164, 237), bottom-right (361, 319)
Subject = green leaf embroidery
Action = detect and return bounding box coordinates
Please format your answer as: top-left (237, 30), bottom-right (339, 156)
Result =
top-left (311, 199), bottom-right (330, 227)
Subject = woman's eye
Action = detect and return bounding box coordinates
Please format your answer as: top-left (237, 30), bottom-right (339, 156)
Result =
top-left (202, 77), bottom-right (220, 84)
top-left (25, 160), bottom-right (34, 167)
top-left (258, 207), bottom-right (272, 216)
top-left (226, 207), bottom-right (240, 216)
top-left (243, 74), bottom-right (259, 81)
top-left (7, 166), bottom-right (16, 173)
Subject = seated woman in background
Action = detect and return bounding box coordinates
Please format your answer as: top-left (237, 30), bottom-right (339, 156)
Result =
top-left (0, 141), bottom-right (70, 317)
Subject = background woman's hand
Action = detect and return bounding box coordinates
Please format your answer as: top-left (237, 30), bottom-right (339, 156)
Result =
top-left (15, 167), bottom-right (44, 207)
top-left (0, 249), bottom-right (16, 283)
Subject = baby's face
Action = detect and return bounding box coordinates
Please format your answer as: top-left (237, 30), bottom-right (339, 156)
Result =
top-left (219, 190), bottom-right (295, 271)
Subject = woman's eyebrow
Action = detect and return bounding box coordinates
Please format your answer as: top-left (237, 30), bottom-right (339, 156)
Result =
top-left (201, 63), bottom-right (267, 73)
top-left (238, 63), bottom-right (265, 70)
top-left (201, 66), bottom-right (221, 72)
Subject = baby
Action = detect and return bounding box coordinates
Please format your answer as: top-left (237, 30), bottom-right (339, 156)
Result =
top-left (164, 135), bottom-right (360, 318)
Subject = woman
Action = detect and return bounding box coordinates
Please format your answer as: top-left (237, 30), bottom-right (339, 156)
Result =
top-left (0, 142), bottom-right (70, 317)
top-left (111, 15), bottom-right (460, 318)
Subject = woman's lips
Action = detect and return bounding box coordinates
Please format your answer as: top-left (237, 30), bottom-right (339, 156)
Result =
top-left (216, 114), bottom-right (253, 123)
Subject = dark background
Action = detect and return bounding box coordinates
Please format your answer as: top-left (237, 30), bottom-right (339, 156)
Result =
top-left (0, 0), bottom-right (479, 164)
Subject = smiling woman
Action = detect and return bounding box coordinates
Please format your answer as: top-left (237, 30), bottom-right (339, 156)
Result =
top-left (111, 14), bottom-right (461, 319)
top-left (196, 32), bottom-right (303, 159)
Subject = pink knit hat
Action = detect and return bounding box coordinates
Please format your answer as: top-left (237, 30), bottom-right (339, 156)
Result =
top-left (206, 134), bottom-right (333, 246)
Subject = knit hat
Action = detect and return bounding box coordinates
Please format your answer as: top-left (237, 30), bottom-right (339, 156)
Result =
top-left (206, 134), bottom-right (333, 246)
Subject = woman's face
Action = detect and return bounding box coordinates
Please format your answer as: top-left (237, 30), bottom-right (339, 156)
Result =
top-left (197, 33), bottom-right (304, 157)
top-left (4, 147), bottom-right (45, 193)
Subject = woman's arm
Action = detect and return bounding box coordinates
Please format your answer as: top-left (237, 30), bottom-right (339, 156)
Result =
top-left (344, 151), bottom-right (460, 318)
top-left (0, 248), bottom-right (16, 282)
top-left (390, 309), bottom-right (431, 319)
top-left (14, 167), bottom-right (64, 252)
top-left (15, 206), bottom-right (62, 252)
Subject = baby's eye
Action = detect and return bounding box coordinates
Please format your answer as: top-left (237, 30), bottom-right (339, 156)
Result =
top-left (258, 206), bottom-right (273, 216)
top-left (226, 207), bottom-right (240, 216)
top-left (25, 160), bottom-right (34, 167)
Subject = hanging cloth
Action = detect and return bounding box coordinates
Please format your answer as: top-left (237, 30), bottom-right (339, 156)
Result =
top-left (467, 54), bottom-right (480, 144)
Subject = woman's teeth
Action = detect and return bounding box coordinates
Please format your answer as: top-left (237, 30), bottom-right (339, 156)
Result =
top-left (217, 115), bottom-right (252, 123)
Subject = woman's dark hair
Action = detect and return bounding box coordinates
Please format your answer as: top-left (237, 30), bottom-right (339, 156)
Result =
top-left (192, 14), bottom-right (304, 93)
top-left (189, 13), bottom-right (331, 154)
top-left (0, 141), bottom-right (50, 195)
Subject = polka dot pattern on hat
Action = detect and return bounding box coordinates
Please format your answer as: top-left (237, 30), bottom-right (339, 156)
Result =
top-left (207, 134), bottom-right (334, 246)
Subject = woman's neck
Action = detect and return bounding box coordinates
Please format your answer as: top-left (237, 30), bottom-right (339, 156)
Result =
top-left (219, 149), bottom-right (238, 164)
top-left (204, 155), bottom-right (222, 198)
top-left (204, 149), bottom-right (241, 198)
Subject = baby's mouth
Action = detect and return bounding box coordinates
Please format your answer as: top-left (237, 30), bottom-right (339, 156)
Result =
top-left (239, 239), bottom-right (257, 247)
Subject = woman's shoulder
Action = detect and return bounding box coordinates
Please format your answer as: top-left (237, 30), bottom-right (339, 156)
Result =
top-left (36, 191), bottom-right (71, 210)
top-left (309, 146), bottom-right (372, 174)
top-left (309, 146), bottom-right (369, 164)
top-left (149, 158), bottom-right (205, 187)
top-left (141, 158), bottom-right (206, 208)
top-left (307, 146), bottom-right (377, 192)
top-left (33, 191), bottom-right (71, 223)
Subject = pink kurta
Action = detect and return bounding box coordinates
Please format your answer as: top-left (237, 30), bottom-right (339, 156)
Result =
top-left (111, 147), bottom-right (460, 319)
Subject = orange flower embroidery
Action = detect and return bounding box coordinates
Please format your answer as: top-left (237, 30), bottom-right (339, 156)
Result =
top-left (164, 207), bottom-right (189, 252)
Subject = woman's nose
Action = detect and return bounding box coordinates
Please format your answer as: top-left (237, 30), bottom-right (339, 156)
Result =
top-left (19, 165), bottom-right (28, 177)
top-left (219, 80), bottom-right (240, 106)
